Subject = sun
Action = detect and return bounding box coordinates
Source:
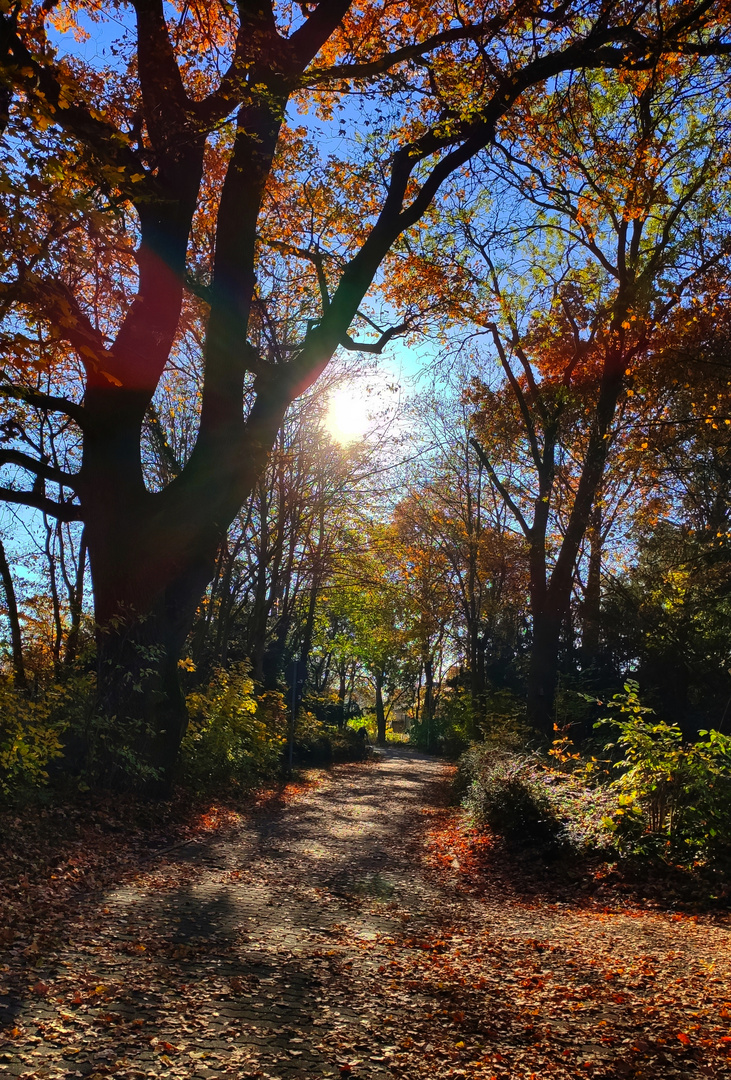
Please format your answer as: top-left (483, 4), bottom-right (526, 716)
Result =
top-left (326, 386), bottom-right (370, 443)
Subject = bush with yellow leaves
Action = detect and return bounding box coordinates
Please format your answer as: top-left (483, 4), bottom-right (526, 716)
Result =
top-left (182, 664), bottom-right (286, 792)
top-left (0, 676), bottom-right (96, 797)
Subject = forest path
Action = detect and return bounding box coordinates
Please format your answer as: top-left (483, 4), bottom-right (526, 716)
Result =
top-left (2, 748), bottom-right (731, 1080)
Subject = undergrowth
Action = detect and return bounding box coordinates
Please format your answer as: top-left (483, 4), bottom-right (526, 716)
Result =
top-left (460, 682), bottom-right (731, 873)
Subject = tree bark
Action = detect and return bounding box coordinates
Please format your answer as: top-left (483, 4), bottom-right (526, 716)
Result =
top-left (526, 604), bottom-right (563, 738)
top-left (64, 529), bottom-right (87, 668)
top-left (423, 655), bottom-right (434, 751)
top-left (375, 668), bottom-right (386, 747)
top-left (0, 536), bottom-right (26, 690)
top-left (521, 353), bottom-right (626, 736)
top-left (580, 504), bottom-right (602, 666)
top-left (83, 393), bottom-right (287, 789)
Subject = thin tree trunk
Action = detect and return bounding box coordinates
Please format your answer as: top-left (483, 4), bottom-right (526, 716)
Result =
top-left (581, 504), bottom-right (602, 666)
top-left (424, 656), bottom-right (434, 751)
top-left (375, 669), bottom-right (386, 746)
top-left (65, 528), bottom-right (87, 667)
top-left (337, 661), bottom-right (347, 728)
top-left (43, 515), bottom-right (63, 675)
top-left (0, 536), bottom-right (26, 690)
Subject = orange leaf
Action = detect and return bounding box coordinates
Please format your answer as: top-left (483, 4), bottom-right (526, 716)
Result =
top-left (677, 1033), bottom-right (691, 1046)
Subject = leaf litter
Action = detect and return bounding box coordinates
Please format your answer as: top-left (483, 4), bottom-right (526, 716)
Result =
top-left (1, 751), bottom-right (729, 1079)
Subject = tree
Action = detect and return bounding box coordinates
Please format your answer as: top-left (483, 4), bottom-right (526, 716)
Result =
top-left (456, 62), bottom-right (731, 734)
top-left (0, 1), bottom-right (727, 782)
top-left (397, 392), bottom-right (530, 730)
top-left (598, 298), bottom-right (731, 728)
top-left (187, 370), bottom-right (381, 697)
top-left (324, 529), bottom-right (413, 745)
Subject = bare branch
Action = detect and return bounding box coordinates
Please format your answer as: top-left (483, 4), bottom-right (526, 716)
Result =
top-left (0, 449), bottom-right (77, 489)
top-left (470, 437), bottom-right (531, 537)
top-left (0, 487), bottom-right (81, 521)
top-left (263, 237), bottom-right (332, 310)
top-left (485, 323), bottom-right (544, 473)
top-left (0, 382), bottom-right (87, 428)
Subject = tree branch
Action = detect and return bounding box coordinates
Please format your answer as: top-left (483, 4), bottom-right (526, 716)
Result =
top-left (340, 321), bottom-right (409, 353)
top-left (0, 382), bottom-right (87, 428)
top-left (289, 0), bottom-right (354, 68)
top-left (0, 449), bottom-right (77, 489)
top-left (132, 0), bottom-right (195, 148)
top-left (485, 323), bottom-right (544, 473)
top-left (6, 29), bottom-right (151, 200)
top-left (470, 437), bottom-right (531, 537)
top-left (0, 487), bottom-right (81, 521)
top-left (302, 18), bottom-right (512, 86)
top-left (262, 237), bottom-right (332, 310)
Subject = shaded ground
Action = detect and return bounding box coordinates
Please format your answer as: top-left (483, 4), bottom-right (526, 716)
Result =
top-left (1, 749), bottom-right (730, 1079)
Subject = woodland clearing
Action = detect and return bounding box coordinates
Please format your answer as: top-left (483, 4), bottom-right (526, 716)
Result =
top-left (1, 749), bottom-right (730, 1080)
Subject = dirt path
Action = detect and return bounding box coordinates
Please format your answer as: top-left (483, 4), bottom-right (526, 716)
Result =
top-left (1, 749), bottom-right (730, 1079)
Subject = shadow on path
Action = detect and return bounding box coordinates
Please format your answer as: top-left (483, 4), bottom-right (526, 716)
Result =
top-left (1, 749), bottom-right (450, 1079)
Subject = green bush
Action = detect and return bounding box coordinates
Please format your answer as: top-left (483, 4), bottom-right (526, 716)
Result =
top-left (291, 709), bottom-right (332, 763)
top-left (459, 684), bottom-right (731, 868)
top-left (293, 711), bottom-right (371, 763)
top-left (0, 681), bottom-right (65, 796)
top-left (182, 665), bottom-right (285, 792)
top-left (0, 675), bottom-right (99, 798)
top-left (332, 725), bottom-right (371, 760)
top-left (597, 681), bottom-right (731, 861)
top-left (410, 690), bottom-right (473, 756)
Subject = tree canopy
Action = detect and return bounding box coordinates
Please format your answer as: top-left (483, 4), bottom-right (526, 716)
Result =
top-left (0, 0), bottom-right (730, 784)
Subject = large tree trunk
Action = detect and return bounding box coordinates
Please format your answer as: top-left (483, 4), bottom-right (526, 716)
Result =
top-left (94, 605), bottom-right (189, 789)
top-left (526, 604), bottom-right (563, 738)
top-left (87, 502), bottom-right (218, 789)
top-left (82, 388), bottom-right (288, 790)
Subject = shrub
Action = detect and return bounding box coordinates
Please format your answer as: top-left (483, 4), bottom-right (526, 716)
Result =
top-left (410, 691), bottom-right (473, 756)
top-left (460, 741), bottom-right (618, 853)
top-left (182, 665), bottom-right (285, 792)
top-left (597, 681), bottom-right (731, 861)
top-left (459, 684), bottom-right (731, 868)
top-left (293, 712), bottom-right (372, 763)
top-left (332, 725), bottom-right (371, 761)
top-left (348, 712), bottom-right (378, 741)
top-left (0, 682), bottom-right (65, 796)
top-left (291, 709), bottom-right (332, 763)
top-left (0, 676), bottom-right (98, 798)
top-left (461, 746), bottom-right (564, 849)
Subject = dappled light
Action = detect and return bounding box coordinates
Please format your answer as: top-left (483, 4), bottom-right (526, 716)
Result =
top-left (2, 1), bottom-right (731, 1076)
